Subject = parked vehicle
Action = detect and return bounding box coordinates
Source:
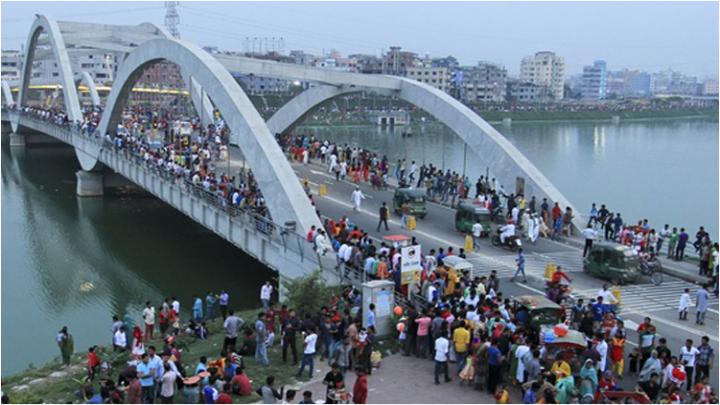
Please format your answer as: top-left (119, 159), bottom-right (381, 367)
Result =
top-left (583, 243), bottom-right (642, 285)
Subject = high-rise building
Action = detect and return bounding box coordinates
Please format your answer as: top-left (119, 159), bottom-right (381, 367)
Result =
top-left (458, 62), bottom-right (507, 103)
top-left (581, 60), bottom-right (607, 100)
top-left (1, 50), bottom-right (21, 82)
top-left (520, 51), bottom-right (565, 100)
top-left (703, 79), bottom-right (719, 96)
top-left (351, 54), bottom-right (383, 74)
top-left (405, 66), bottom-right (450, 93)
top-left (382, 46), bottom-right (418, 76)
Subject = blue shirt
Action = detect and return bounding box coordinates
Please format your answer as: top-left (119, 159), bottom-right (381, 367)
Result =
top-left (488, 345), bottom-right (502, 366)
top-left (137, 362), bottom-right (155, 387)
top-left (219, 292), bottom-right (229, 306)
top-left (367, 310), bottom-right (376, 328)
top-left (255, 319), bottom-right (267, 342)
top-left (193, 298), bottom-right (203, 317)
top-left (517, 252), bottom-right (525, 269)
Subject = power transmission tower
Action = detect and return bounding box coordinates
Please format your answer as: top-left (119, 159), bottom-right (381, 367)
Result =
top-left (165, 1), bottom-right (180, 38)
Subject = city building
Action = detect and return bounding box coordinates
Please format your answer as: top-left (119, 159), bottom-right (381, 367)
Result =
top-left (703, 79), bottom-right (719, 96)
top-left (382, 46), bottom-right (418, 76)
top-left (457, 62), bottom-right (507, 103)
top-left (506, 79), bottom-right (551, 103)
top-left (581, 60), bottom-right (608, 100)
top-left (1, 50), bottom-right (21, 82)
top-left (651, 69), bottom-right (701, 96)
top-left (352, 54), bottom-right (383, 74)
top-left (405, 66), bottom-right (450, 93)
top-left (520, 51), bottom-right (565, 100)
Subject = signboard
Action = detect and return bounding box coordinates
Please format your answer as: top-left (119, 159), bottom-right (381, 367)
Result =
top-left (401, 244), bottom-right (422, 285)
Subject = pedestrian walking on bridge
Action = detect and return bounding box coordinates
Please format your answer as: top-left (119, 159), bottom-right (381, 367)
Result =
top-left (377, 202), bottom-right (389, 232)
top-left (511, 248), bottom-right (527, 283)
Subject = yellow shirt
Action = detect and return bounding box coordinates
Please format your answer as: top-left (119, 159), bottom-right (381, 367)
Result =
top-left (453, 327), bottom-right (470, 353)
top-left (445, 269), bottom-right (459, 296)
top-left (498, 389), bottom-right (510, 404)
top-left (551, 360), bottom-right (571, 378)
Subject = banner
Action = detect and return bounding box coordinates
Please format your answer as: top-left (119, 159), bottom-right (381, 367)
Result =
top-left (401, 244), bottom-right (422, 285)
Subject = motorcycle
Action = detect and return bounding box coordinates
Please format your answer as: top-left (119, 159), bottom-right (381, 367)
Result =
top-left (639, 253), bottom-right (664, 286)
top-left (491, 228), bottom-right (522, 251)
top-left (545, 281), bottom-right (573, 305)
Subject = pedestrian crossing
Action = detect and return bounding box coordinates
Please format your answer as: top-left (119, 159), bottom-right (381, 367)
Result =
top-left (574, 280), bottom-right (720, 314)
top-left (464, 250), bottom-right (584, 281)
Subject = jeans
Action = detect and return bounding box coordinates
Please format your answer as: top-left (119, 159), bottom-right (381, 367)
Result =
top-left (455, 351), bottom-right (468, 375)
top-left (255, 340), bottom-right (269, 365)
top-left (685, 366), bottom-right (694, 390)
top-left (220, 304), bottom-right (228, 320)
top-left (141, 385), bottom-right (155, 404)
top-left (676, 244), bottom-right (686, 260)
top-left (297, 352), bottom-right (315, 378)
top-left (696, 364), bottom-right (710, 383)
top-left (696, 310), bottom-right (707, 324)
top-left (416, 335), bottom-right (429, 358)
top-left (262, 299), bottom-right (270, 311)
top-left (583, 239), bottom-right (593, 257)
top-left (434, 360), bottom-right (450, 383)
top-left (512, 266), bottom-right (526, 282)
top-left (282, 339), bottom-right (298, 364)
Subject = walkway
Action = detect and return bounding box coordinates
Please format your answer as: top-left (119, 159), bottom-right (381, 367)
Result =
top-left (296, 354), bottom-right (504, 404)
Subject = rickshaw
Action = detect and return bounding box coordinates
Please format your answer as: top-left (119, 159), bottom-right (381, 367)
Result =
top-left (382, 234), bottom-right (411, 249)
top-left (583, 243), bottom-right (644, 285)
top-left (455, 199), bottom-right (493, 236)
top-left (513, 295), bottom-right (564, 330)
top-left (540, 325), bottom-right (588, 375)
top-left (597, 391), bottom-right (652, 404)
top-left (441, 256), bottom-right (474, 275)
top-left (393, 188), bottom-right (427, 219)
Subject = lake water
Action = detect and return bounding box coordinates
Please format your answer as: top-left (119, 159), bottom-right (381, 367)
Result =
top-left (1, 117), bottom-right (718, 375)
top-left (1, 142), bottom-right (273, 375)
top-left (301, 118), bottom-right (719, 241)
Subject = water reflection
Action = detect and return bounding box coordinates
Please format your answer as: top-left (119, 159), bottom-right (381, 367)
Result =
top-left (2, 141), bottom-right (273, 375)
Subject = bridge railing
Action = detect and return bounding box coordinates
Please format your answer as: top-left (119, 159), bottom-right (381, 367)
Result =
top-left (6, 108), bottom-right (327, 270)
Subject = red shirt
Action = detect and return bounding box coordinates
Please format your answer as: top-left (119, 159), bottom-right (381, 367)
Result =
top-left (87, 352), bottom-right (101, 368)
top-left (232, 373), bottom-right (252, 396)
top-left (216, 392), bottom-right (232, 404)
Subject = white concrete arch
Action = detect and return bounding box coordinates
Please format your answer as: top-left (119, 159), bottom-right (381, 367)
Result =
top-left (16, 14), bottom-right (97, 169)
top-left (267, 76), bottom-right (583, 230)
top-left (1, 80), bottom-right (14, 107)
top-left (78, 71), bottom-right (101, 107)
top-left (97, 38), bottom-right (323, 235)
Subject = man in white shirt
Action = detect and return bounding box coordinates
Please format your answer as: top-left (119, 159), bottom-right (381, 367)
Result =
top-left (337, 243), bottom-right (349, 266)
top-left (472, 221), bottom-right (483, 250)
top-left (433, 331), bottom-right (451, 384)
top-left (680, 339), bottom-right (700, 390)
top-left (113, 326), bottom-right (127, 352)
top-left (260, 281), bottom-right (273, 311)
top-left (142, 301), bottom-right (155, 341)
top-left (296, 328), bottom-right (318, 379)
top-left (351, 187), bottom-right (366, 211)
top-left (582, 224), bottom-right (598, 257)
top-left (595, 334), bottom-right (608, 372)
top-left (171, 297), bottom-right (180, 314)
top-left (596, 284), bottom-right (618, 306)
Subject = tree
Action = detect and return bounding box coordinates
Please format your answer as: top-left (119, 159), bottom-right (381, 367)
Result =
top-left (281, 270), bottom-right (336, 316)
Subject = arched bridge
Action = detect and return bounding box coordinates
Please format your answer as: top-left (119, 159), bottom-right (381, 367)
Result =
top-left (3, 15), bottom-right (583, 284)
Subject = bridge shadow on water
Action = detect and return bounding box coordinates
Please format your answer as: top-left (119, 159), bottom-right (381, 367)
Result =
top-left (1, 140), bottom-right (274, 374)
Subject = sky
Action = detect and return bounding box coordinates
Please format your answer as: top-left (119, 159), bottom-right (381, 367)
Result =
top-left (1, 1), bottom-right (718, 79)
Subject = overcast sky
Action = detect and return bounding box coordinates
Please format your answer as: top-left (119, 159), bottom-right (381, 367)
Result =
top-left (2, 1), bottom-right (718, 78)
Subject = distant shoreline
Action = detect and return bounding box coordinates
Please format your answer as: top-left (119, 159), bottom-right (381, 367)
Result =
top-left (297, 109), bottom-right (719, 128)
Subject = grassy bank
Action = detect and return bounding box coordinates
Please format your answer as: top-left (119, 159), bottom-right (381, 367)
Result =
top-left (477, 107), bottom-right (719, 122)
top-left (2, 309), bottom-right (297, 404)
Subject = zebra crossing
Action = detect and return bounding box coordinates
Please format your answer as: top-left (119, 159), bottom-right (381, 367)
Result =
top-left (465, 250), bottom-right (584, 280)
top-left (574, 280), bottom-right (720, 314)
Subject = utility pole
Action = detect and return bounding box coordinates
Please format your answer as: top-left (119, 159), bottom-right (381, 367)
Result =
top-left (164, 1), bottom-right (180, 39)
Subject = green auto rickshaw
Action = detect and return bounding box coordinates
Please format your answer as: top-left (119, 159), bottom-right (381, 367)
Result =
top-left (393, 188), bottom-right (427, 219)
top-left (583, 243), bottom-right (642, 284)
top-left (455, 199), bottom-right (492, 236)
top-left (513, 295), bottom-right (564, 330)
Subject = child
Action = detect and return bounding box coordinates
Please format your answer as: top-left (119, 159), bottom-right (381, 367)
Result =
top-left (87, 346), bottom-right (101, 381)
top-left (678, 288), bottom-right (690, 320)
top-left (628, 347), bottom-right (640, 375)
top-left (495, 385), bottom-right (510, 404)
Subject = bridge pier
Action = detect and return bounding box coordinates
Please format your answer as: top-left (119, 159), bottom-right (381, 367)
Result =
top-left (9, 132), bottom-right (26, 147)
top-left (76, 170), bottom-right (104, 197)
